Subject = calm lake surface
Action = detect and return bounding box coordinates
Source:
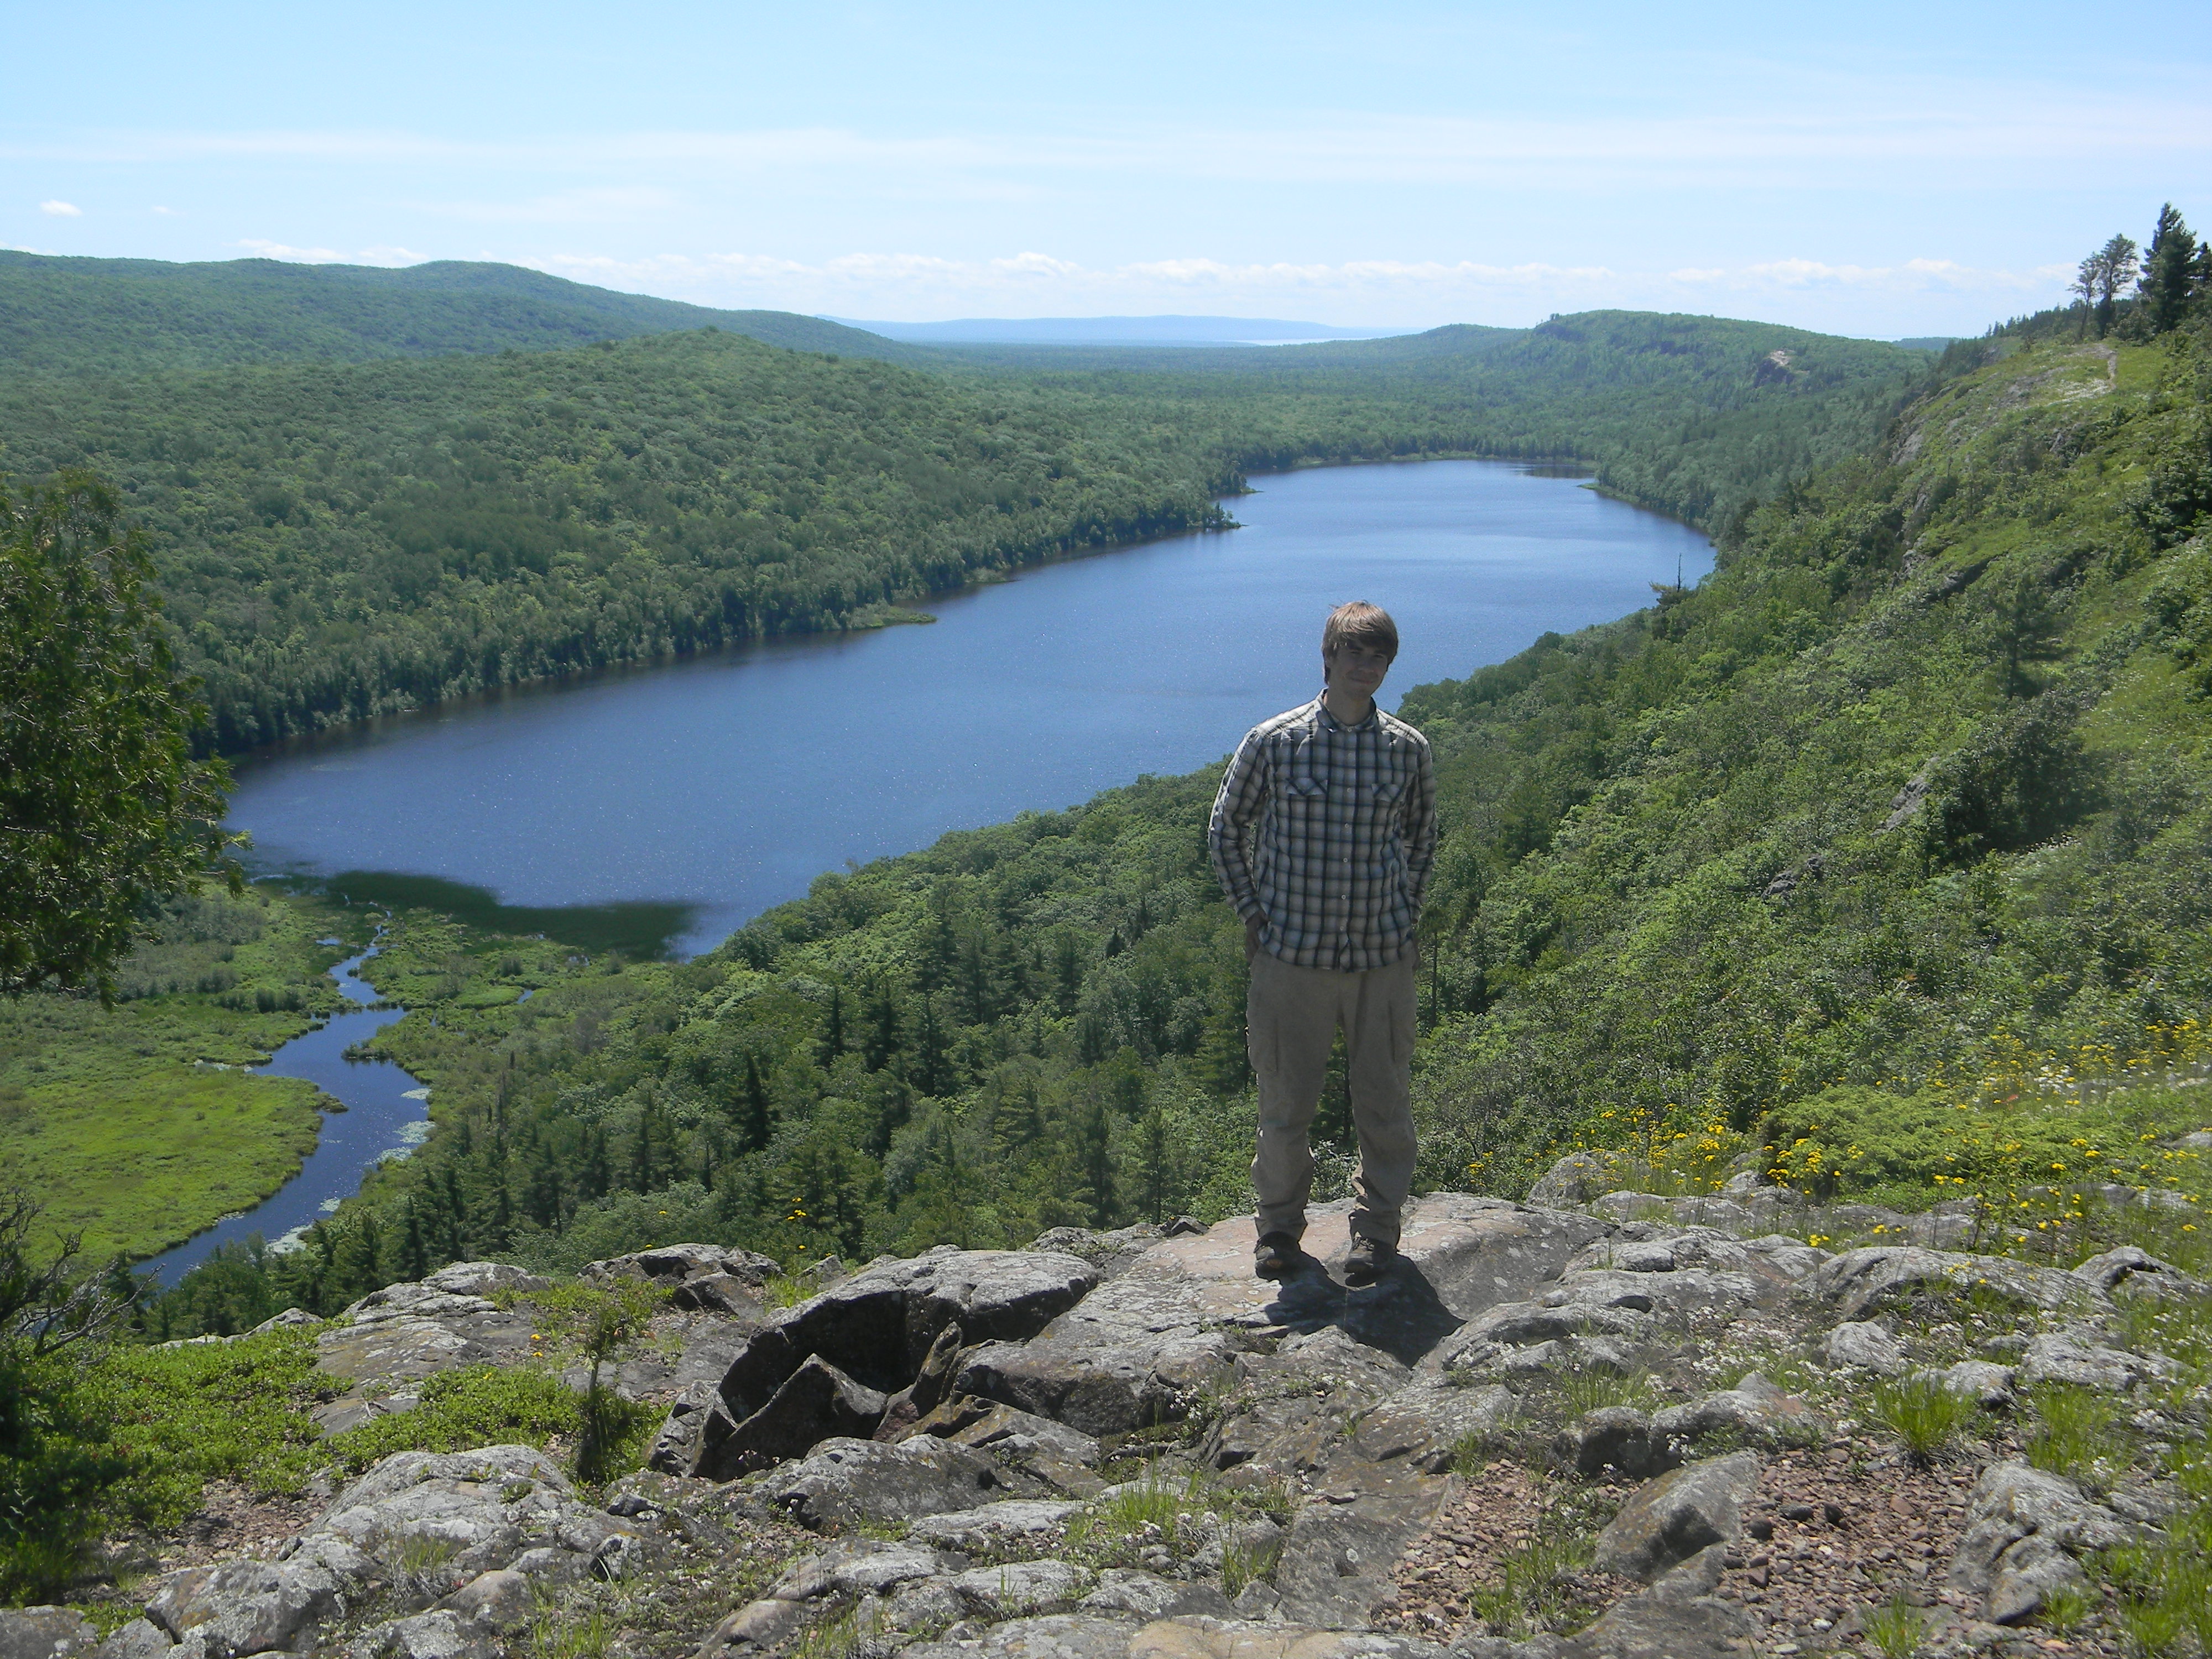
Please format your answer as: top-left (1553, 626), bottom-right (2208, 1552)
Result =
top-left (229, 461), bottom-right (1713, 958)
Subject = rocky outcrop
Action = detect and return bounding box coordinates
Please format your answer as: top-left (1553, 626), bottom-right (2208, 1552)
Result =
top-left (106, 1170), bottom-right (2209, 1659)
top-left (1810, 1245), bottom-right (2104, 1321)
top-left (582, 1242), bottom-right (781, 1314)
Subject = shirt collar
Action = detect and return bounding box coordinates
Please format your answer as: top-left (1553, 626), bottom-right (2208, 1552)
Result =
top-left (1313, 694), bottom-right (1379, 734)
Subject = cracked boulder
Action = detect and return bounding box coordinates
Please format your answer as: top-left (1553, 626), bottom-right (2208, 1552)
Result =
top-left (696, 1354), bottom-right (887, 1477)
top-left (144, 1560), bottom-right (346, 1657)
top-left (1948, 1461), bottom-right (2134, 1624)
top-left (702, 1248), bottom-right (1098, 1464)
top-left (750, 1434), bottom-right (1045, 1532)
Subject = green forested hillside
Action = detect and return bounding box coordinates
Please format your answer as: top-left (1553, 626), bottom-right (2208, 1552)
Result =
top-left (138, 319), bottom-right (2212, 1331)
top-left (0, 253), bottom-right (911, 373)
top-left (0, 272), bottom-right (1929, 751)
top-left (0, 331), bottom-right (1237, 748)
top-left (939, 311), bottom-right (1927, 527)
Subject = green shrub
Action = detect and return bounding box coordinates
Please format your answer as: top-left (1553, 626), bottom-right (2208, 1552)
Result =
top-left (321, 1363), bottom-right (650, 1478)
top-left (1, 1329), bottom-right (323, 1600)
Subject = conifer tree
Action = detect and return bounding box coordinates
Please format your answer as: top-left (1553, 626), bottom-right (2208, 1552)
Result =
top-left (2140, 205), bottom-right (2199, 335)
top-left (739, 1052), bottom-right (774, 1153)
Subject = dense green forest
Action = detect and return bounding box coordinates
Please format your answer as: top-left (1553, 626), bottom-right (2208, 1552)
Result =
top-left (0, 262), bottom-right (1931, 752)
top-left (0, 253), bottom-right (911, 373)
top-left (135, 300), bottom-right (2212, 1333)
top-left (0, 332), bottom-right (1241, 748)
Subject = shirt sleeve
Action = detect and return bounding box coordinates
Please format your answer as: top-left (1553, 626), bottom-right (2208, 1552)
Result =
top-left (1207, 731), bottom-right (1270, 923)
top-left (1401, 737), bottom-right (1438, 910)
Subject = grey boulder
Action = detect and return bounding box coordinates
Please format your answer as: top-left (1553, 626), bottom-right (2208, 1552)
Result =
top-left (1822, 1321), bottom-right (1908, 1374)
top-left (2070, 1245), bottom-right (2210, 1300)
top-left (1553, 1408), bottom-right (1677, 1481)
top-left (145, 1561), bottom-right (346, 1657)
top-left (1593, 1452), bottom-right (1760, 1582)
top-left (293, 1445), bottom-right (635, 1578)
top-left (1809, 1246), bottom-right (2100, 1321)
top-left (752, 1434), bottom-right (1037, 1531)
top-left (1648, 1375), bottom-right (1818, 1445)
top-left (950, 1559), bottom-right (1095, 1619)
top-left (0, 1609), bottom-right (97, 1659)
top-left (2019, 1328), bottom-right (2165, 1392)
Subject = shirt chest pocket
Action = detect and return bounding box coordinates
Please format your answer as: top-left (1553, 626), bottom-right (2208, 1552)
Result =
top-left (1354, 777), bottom-right (1407, 805)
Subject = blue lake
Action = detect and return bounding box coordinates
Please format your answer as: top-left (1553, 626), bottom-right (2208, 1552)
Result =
top-left (227, 460), bottom-right (1713, 958)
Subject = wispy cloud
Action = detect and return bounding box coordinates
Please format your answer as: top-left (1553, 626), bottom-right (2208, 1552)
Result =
top-left (9, 84), bottom-right (2207, 191)
top-left (529, 247), bottom-right (2070, 321)
top-left (39, 199), bottom-right (81, 216)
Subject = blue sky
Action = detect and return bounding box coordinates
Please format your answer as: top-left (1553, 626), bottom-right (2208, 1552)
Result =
top-left (7, 1), bottom-right (2208, 337)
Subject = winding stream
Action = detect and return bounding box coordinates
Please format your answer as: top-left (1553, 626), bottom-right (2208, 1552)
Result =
top-left (139, 937), bottom-right (429, 1285)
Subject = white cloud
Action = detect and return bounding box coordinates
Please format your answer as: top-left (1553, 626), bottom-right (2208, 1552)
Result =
top-left (152, 205), bottom-right (180, 216)
top-left (236, 238), bottom-right (426, 265)
top-left (239, 238), bottom-right (346, 262)
top-left (39, 199), bottom-right (81, 216)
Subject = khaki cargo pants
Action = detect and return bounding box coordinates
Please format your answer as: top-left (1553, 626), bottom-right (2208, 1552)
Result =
top-left (1248, 947), bottom-right (1417, 1247)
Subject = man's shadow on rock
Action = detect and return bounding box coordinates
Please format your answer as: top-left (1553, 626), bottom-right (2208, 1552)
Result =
top-left (1258, 1254), bottom-right (1462, 1366)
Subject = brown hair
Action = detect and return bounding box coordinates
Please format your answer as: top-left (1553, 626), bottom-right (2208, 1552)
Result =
top-left (1322, 601), bottom-right (1399, 661)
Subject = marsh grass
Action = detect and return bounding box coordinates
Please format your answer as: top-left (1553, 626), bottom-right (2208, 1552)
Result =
top-left (529, 1604), bottom-right (613, 1659)
top-left (1864, 1374), bottom-right (1976, 1464)
top-left (2037, 1584), bottom-right (2094, 1635)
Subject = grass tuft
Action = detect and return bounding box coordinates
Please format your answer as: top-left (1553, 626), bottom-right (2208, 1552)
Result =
top-left (2023, 1383), bottom-right (2125, 1492)
top-left (1864, 1374), bottom-right (1975, 1464)
top-left (1861, 1593), bottom-right (1927, 1658)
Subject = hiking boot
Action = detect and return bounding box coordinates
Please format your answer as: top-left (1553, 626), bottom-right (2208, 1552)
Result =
top-left (1344, 1235), bottom-right (1395, 1287)
top-left (1254, 1232), bottom-right (1303, 1279)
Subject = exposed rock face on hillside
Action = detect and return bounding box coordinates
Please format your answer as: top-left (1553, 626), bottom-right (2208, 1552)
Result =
top-left (43, 1178), bottom-right (2205, 1659)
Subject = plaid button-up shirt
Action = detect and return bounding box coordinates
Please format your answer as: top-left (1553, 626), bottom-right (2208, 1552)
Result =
top-left (1208, 695), bottom-right (1437, 971)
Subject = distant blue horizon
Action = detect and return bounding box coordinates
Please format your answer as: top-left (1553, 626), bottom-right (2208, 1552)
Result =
top-left (827, 314), bottom-right (1426, 346)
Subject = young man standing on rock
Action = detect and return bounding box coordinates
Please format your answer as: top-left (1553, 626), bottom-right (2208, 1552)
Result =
top-left (1207, 601), bottom-right (1436, 1286)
